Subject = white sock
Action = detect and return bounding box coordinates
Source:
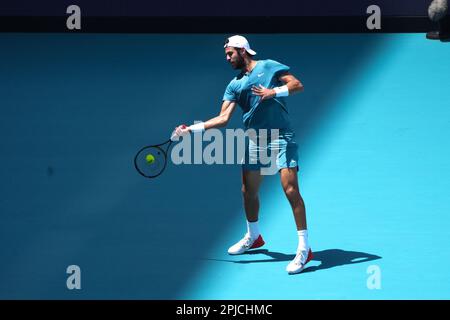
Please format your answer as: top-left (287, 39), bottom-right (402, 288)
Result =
top-left (247, 221), bottom-right (260, 240)
top-left (297, 229), bottom-right (309, 253)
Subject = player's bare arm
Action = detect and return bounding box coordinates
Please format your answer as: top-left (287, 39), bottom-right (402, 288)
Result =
top-left (203, 100), bottom-right (237, 129)
top-left (251, 72), bottom-right (304, 101)
top-left (174, 100), bottom-right (237, 136)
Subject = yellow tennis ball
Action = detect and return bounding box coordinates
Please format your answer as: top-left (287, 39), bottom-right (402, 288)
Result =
top-left (145, 154), bottom-right (155, 164)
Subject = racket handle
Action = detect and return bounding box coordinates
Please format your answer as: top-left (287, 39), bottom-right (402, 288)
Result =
top-left (170, 124), bottom-right (188, 141)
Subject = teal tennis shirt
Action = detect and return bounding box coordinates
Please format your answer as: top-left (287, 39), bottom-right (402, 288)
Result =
top-left (223, 59), bottom-right (293, 132)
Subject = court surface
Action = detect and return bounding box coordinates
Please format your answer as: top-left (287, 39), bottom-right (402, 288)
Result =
top-left (0, 33), bottom-right (449, 299)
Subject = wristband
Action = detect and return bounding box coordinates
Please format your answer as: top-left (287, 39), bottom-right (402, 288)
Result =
top-left (273, 85), bottom-right (289, 97)
top-left (189, 122), bottom-right (205, 133)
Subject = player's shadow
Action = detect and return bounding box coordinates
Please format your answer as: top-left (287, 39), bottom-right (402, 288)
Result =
top-left (208, 249), bottom-right (381, 273)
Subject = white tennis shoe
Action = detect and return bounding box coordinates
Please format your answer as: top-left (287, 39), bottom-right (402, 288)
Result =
top-left (286, 248), bottom-right (313, 274)
top-left (227, 233), bottom-right (265, 255)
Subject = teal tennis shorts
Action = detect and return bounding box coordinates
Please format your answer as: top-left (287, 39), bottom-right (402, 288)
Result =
top-left (241, 131), bottom-right (299, 173)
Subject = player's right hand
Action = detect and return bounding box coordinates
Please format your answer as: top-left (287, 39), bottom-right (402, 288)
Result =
top-left (174, 124), bottom-right (190, 137)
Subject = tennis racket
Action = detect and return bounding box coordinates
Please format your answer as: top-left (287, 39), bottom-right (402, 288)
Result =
top-left (134, 126), bottom-right (185, 178)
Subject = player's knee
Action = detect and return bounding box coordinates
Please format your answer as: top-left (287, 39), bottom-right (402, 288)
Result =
top-left (284, 185), bottom-right (299, 200)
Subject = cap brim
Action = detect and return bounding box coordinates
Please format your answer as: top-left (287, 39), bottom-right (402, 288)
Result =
top-left (246, 48), bottom-right (257, 55)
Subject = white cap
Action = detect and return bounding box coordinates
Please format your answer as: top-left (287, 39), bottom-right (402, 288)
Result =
top-left (224, 35), bottom-right (257, 56)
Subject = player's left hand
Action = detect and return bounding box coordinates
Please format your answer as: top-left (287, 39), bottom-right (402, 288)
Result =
top-left (251, 84), bottom-right (276, 101)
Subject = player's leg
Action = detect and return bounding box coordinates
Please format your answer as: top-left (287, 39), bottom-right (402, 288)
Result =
top-left (228, 169), bottom-right (265, 255)
top-left (280, 167), bottom-right (313, 274)
top-left (242, 169), bottom-right (264, 223)
top-left (280, 167), bottom-right (307, 230)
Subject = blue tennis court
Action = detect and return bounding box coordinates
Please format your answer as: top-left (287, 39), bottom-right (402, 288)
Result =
top-left (0, 33), bottom-right (449, 299)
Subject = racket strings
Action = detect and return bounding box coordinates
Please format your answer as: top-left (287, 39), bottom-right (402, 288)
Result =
top-left (135, 146), bottom-right (167, 178)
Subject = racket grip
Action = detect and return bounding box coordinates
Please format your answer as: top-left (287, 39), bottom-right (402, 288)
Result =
top-left (170, 124), bottom-right (187, 141)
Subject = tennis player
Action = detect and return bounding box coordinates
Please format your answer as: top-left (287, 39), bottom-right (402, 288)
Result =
top-left (175, 35), bottom-right (312, 274)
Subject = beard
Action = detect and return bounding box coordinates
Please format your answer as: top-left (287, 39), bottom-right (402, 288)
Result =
top-left (233, 52), bottom-right (246, 69)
